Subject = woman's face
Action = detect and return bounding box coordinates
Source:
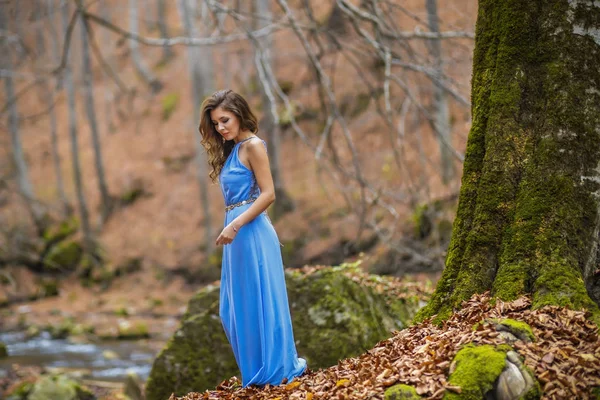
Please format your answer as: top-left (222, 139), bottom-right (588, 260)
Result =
top-left (210, 106), bottom-right (241, 142)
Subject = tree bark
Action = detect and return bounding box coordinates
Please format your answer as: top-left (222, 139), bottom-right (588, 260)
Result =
top-left (62, 0), bottom-right (93, 251)
top-left (426, 0), bottom-right (454, 185)
top-left (1, 5), bottom-right (47, 232)
top-left (177, 0), bottom-right (214, 254)
top-left (43, 0), bottom-right (71, 216)
top-left (76, 0), bottom-right (112, 224)
top-left (129, 0), bottom-right (163, 93)
top-left (254, 0), bottom-right (294, 220)
top-left (416, 0), bottom-right (600, 322)
top-left (156, 0), bottom-right (174, 63)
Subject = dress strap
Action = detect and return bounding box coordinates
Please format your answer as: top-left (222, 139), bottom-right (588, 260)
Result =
top-left (236, 136), bottom-right (258, 146)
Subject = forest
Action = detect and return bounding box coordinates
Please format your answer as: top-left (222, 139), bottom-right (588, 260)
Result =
top-left (0, 0), bottom-right (599, 399)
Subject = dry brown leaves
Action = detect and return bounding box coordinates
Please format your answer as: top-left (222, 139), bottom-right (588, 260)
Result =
top-left (174, 293), bottom-right (600, 400)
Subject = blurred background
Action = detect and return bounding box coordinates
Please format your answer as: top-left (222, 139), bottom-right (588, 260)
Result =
top-left (0, 0), bottom-right (476, 395)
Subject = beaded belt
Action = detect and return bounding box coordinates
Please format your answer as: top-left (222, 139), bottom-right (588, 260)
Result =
top-left (225, 197), bottom-right (258, 212)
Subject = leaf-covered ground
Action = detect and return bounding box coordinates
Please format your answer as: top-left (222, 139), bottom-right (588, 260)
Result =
top-left (173, 293), bottom-right (600, 400)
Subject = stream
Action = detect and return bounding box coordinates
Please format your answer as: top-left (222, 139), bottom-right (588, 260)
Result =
top-left (0, 330), bottom-right (159, 383)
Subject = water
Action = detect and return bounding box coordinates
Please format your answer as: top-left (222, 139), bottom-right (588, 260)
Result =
top-left (0, 331), bottom-right (158, 382)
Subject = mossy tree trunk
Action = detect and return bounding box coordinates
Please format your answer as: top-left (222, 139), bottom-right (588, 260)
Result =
top-left (416, 0), bottom-right (600, 322)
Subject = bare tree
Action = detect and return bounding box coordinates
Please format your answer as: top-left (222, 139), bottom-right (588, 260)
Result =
top-left (426, 0), bottom-right (453, 185)
top-left (77, 0), bottom-right (112, 223)
top-left (177, 0), bottom-right (214, 253)
top-left (42, 0), bottom-right (71, 216)
top-left (253, 0), bottom-right (294, 220)
top-left (129, 0), bottom-right (163, 93)
top-left (61, 0), bottom-right (92, 250)
top-left (156, 0), bottom-right (175, 63)
top-left (0, 5), bottom-right (46, 232)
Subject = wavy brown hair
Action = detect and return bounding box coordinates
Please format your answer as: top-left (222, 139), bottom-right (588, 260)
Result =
top-left (199, 89), bottom-right (259, 182)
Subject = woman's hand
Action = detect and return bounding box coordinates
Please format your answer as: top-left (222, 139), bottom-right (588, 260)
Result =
top-left (215, 223), bottom-right (239, 246)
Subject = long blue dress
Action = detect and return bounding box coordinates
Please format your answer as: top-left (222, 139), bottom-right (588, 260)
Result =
top-left (218, 136), bottom-right (307, 387)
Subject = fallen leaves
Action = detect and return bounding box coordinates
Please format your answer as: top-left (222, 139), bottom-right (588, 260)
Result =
top-left (173, 293), bottom-right (600, 400)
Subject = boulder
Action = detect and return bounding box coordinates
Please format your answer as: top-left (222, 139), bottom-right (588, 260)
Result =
top-left (0, 341), bottom-right (7, 358)
top-left (28, 375), bottom-right (95, 400)
top-left (385, 384), bottom-right (421, 399)
top-left (444, 344), bottom-right (540, 400)
top-left (145, 264), bottom-right (421, 400)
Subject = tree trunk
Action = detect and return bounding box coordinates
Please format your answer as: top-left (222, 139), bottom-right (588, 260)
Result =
top-left (254, 0), bottom-right (294, 220)
top-left (177, 0), bottom-right (214, 254)
top-left (0, 6), bottom-right (46, 232)
top-left (426, 0), bottom-right (454, 186)
top-left (43, 0), bottom-right (71, 216)
top-left (62, 0), bottom-right (93, 251)
top-left (156, 0), bottom-right (174, 63)
top-left (417, 0), bottom-right (600, 323)
top-left (129, 0), bottom-right (163, 93)
top-left (99, 0), bottom-right (117, 134)
top-left (78, 3), bottom-right (113, 224)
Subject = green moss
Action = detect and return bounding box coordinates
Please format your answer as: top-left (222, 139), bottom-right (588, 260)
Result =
top-left (5, 380), bottom-right (33, 398)
top-left (444, 344), bottom-right (510, 400)
top-left (42, 217), bottom-right (78, 246)
top-left (28, 375), bottom-right (95, 400)
top-left (120, 186), bottom-right (145, 206)
top-left (114, 307), bottom-right (129, 317)
top-left (384, 384), bottom-right (421, 399)
top-left (47, 318), bottom-right (76, 339)
top-left (38, 279), bottom-right (59, 298)
top-left (43, 240), bottom-right (82, 272)
top-left (161, 93), bottom-right (179, 121)
top-left (497, 318), bottom-right (535, 342)
top-left (117, 321), bottom-right (150, 340)
top-left (0, 341), bottom-right (7, 358)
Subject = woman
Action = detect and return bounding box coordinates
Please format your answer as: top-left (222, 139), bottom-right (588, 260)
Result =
top-left (199, 89), bottom-right (307, 387)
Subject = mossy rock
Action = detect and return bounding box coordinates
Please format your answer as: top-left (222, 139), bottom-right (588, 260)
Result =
top-left (495, 318), bottom-right (536, 342)
top-left (43, 240), bottom-right (83, 272)
top-left (145, 265), bottom-right (418, 400)
top-left (444, 344), bottom-right (510, 400)
top-left (444, 344), bottom-right (540, 400)
top-left (385, 384), bottom-right (421, 399)
top-left (117, 321), bottom-right (150, 340)
top-left (0, 341), bottom-right (8, 358)
top-left (4, 380), bottom-right (33, 399)
top-left (28, 374), bottom-right (96, 400)
top-left (43, 217), bottom-right (78, 246)
top-left (37, 279), bottom-right (59, 298)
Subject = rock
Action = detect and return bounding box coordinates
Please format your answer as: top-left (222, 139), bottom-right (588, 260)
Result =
top-left (42, 239), bottom-right (83, 272)
top-left (494, 351), bottom-right (540, 400)
top-left (117, 321), bottom-right (150, 340)
top-left (4, 380), bottom-right (34, 399)
top-left (385, 384), bottom-right (421, 399)
top-left (43, 217), bottom-right (79, 246)
top-left (0, 341), bottom-right (7, 358)
top-left (494, 319), bottom-right (535, 342)
top-left (145, 265), bottom-right (421, 400)
top-left (102, 350), bottom-right (119, 360)
top-left (495, 360), bottom-right (526, 400)
top-left (445, 344), bottom-right (540, 400)
top-left (28, 374), bottom-right (96, 400)
top-left (124, 372), bottom-right (144, 400)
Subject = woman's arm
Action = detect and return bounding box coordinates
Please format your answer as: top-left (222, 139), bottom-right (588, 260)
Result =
top-left (215, 138), bottom-right (275, 245)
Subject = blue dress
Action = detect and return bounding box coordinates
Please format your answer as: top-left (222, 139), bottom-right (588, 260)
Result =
top-left (218, 136), bottom-right (307, 387)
